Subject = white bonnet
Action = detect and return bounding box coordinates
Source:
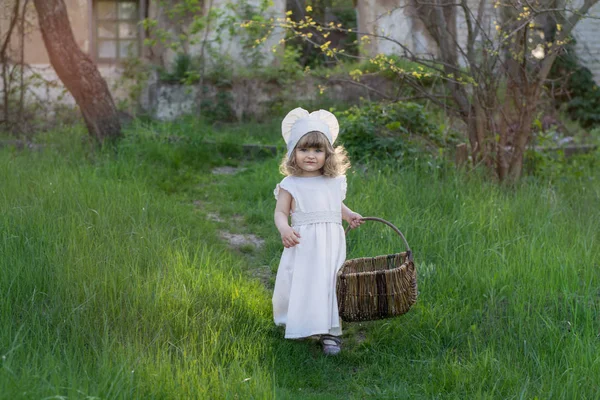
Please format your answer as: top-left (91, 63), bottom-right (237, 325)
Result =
top-left (281, 107), bottom-right (339, 157)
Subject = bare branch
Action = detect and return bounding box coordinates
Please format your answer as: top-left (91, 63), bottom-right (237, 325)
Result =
top-left (562, 0), bottom-right (599, 37)
top-left (473, 0), bottom-right (488, 41)
top-left (536, 0), bottom-right (600, 84)
top-left (461, 0), bottom-right (476, 63)
top-left (0, 0), bottom-right (21, 60)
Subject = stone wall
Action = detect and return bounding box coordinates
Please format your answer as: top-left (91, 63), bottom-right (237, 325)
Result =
top-left (1, 65), bottom-right (397, 121)
top-left (141, 75), bottom-right (396, 121)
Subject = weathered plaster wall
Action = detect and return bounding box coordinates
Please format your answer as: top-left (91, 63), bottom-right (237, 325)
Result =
top-left (357, 0), bottom-right (600, 82)
top-left (356, 0), bottom-right (437, 58)
top-left (147, 0), bottom-right (286, 72)
top-left (454, 0), bottom-right (496, 65)
top-left (4, 0), bottom-right (286, 68)
top-left (355, 0), bottom-right (379, 56)
top-left (142, 74), bottom-right (395, 121)
top-left (1, 0), bottom-right (287, 111)
top-left (572, 2), bottom-right (600, 82)
top-left (4, 63), bottom-right (130, 108)
top-left (0, 0), bottom-right (90, 64)
top-left (4, 0), bottom-right (600, 116)
top-left (195, 0), bottom-right (286, 71)
top-left (2, 62), bottom-right (395, 122)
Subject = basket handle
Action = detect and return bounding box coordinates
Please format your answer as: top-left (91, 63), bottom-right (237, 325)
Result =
top-left (345, 217), bottom-right (413, 262)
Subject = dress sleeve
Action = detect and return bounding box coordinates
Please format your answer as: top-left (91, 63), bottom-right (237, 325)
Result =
top-left (274, 177), bottom-right (294, 200)
top-left (340, 175), bottom-right (347, 201)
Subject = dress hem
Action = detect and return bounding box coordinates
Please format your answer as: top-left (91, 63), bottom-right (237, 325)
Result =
top-left (283, 329), bottom-right (342, 339)
top-left (277, 323), bottom-right (342, 339)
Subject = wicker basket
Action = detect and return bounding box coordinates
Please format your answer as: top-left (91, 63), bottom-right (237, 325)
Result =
top-left (336, 217), bottom-right (417, 322)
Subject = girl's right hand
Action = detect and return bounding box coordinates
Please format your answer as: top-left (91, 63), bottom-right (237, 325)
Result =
top-left (280, 226), bottom-right (301, 248)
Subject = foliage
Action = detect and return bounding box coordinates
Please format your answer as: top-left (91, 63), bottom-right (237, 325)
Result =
top-left (157, 53), bottom-right (198, 84)
top-left (337, 101), bottom-right (459, 164)
top-left (244, 0), bottom-right (600, 181)
top-left (234, 2), bottom-right (274, 68)
top-left (285, 0), bottom-right (358, 69)
top-left (280, 45), bottom-right (304, 77)
top-left (143, 0), bottom-right (274, 81)
top-left (208, 136), bottom-right (600, 399)
top-left (0, 1), bottom-right (65, 136)
top-left (549, 39), bottom-right (600, 129)
top-left (138, 0), bottom-right (282, 122)
top-left (330, 6), bottom-right (358, 57)
top-left (200, 87), bottom-right (236, 123)
top-left (525, 146), bottom-right (599, 181)
top-left (0, 124), bottom-right (273, 399)
top-left (113, 56), bottom-right (153, 113)
top-left (198, 59), bottom-right (236, 123)
top-left (2, 120), bottom-right (600, 398)
top-left (524, 124), bottom-right (600, 180)
top-left (353, 56), bottom-right (437, 86)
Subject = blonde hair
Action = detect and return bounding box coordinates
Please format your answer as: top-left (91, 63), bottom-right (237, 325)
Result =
top-left (279, 131), bottom-right (350, 177)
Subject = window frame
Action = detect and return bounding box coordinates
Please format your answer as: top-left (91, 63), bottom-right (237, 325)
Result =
top-left (89, 0), bottom-right (146, 64)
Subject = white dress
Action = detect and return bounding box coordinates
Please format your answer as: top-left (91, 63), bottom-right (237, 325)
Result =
top-left (272, 175), bottom-right (347, 339)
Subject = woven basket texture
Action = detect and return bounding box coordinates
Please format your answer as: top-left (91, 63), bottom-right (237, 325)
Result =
top-left (336, 219), bottom-right (417, 322)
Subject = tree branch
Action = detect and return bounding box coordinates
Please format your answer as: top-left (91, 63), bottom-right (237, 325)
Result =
top-left (537, 0), bottom-right (600, 83)
top-left (562, 0), bottom-right (599, 38)
top-left (0, 0), bottom-right (21, 60)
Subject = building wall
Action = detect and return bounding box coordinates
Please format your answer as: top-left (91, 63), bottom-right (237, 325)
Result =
top-left (454, 0), bottom-right (496, 66)
top-left (572, 2), bottom-right (600, 82)
top-left (192, 0), bottom-right (286, 71)
top-left (1, 0), bottom-right (90, 64)
top-left (356, 0), bottom-right (438, 58)
top-left (357, 0), bottom-right (600, 82)
top-left (0, 0), bottom-right (286, 108)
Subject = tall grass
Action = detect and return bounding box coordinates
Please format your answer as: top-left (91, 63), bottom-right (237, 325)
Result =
top-left (1, 122), bottom-right (599, 399)
top-left (1, 128), bottom-right (274, 399)
top-left (208, 158), bottom-right (600, 399)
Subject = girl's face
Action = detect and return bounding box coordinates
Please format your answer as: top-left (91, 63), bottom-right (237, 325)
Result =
top-left (294, 146), bottom-right (326, 176)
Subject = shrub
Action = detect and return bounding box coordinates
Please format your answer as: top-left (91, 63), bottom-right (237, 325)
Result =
top-left (524, 146), bottom-right (599, 181)
top-left (158, 53), bottom-right (200, 84)
top-left (525, 124), bottom-right (600, 180)
top-left (337, 101), bottom-right (458, 164)
top-left (354, 56), bottom-right (437, 87)
top-left (548, 39), bottom-right (600, 129)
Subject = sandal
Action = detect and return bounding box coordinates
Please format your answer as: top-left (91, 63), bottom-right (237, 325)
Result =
top-left (320, 335), bottom-right (342, 356)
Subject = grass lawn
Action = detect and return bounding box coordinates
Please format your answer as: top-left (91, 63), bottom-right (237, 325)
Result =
top-left (1, 121), bottom-right (599, 399)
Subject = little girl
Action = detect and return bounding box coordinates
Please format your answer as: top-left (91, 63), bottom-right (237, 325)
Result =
top-left (272, 108), bottom-right (363, 355)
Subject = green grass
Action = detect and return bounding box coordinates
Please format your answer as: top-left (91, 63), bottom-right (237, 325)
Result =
top-left (203, 158), bottom-right (600, 398)
top-left (1, 121), bottom-right (599, 399)
top-left (1, 126), bottom-right (274, 398)
top-left (134, 116), bottom-right (282, 146)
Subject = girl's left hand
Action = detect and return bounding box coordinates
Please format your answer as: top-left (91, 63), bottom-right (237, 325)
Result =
top-left (348, 212), bottom-right (364, 229)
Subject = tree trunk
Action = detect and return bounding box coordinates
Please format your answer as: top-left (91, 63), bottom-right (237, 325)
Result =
top-left (508, 86), bottom-right (538, 181)
top-left (496, 96), bottom-right (511, 181)
top-left (33, 0), bottom-right (121, 144)
top-left (457, 92), bottom-right (490, 168)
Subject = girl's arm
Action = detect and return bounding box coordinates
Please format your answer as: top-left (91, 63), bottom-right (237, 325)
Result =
top-left (274, 188), bottom-right (301, 248)
top-left (342, 202), bottom-right (364, 229)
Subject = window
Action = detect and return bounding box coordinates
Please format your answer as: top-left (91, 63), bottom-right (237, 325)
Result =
top-left (93, 1), bottom-right (141, 62)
